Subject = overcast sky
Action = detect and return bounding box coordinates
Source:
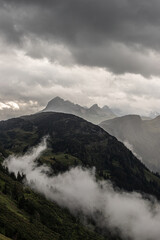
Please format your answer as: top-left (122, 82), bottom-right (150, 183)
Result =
top-left (0, 0), bottom-right (160, 120)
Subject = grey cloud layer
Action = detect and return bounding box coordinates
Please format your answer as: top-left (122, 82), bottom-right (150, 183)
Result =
top-left (1, 0), bottom-right (160, 75)
top-left (1, 0), bottom-right (160, 120)
top-left (0, 42), bottom-right (160, 120)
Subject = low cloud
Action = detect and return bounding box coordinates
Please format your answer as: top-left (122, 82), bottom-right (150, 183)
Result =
top-left (3, 138), bottom-right (160, 240)
top-left (3, 137), bottom-right (47, 176)
top-left (0, 101), bottom-right (19, 110)
top-left (123, 140), bottom-right (142, 160)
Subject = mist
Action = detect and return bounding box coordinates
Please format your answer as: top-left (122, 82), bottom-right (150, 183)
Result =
top-left (3, 138), bottom-right (160, 240)
top-left (123, 140), bottom-right (142, 161)
top-left (99, 115), bottom-right (160, 173)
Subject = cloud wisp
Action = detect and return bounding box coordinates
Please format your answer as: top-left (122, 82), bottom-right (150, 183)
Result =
top-left (3, 137), bottom-right (48, 176)
top-left (3, 138), bottom-right (160, 240)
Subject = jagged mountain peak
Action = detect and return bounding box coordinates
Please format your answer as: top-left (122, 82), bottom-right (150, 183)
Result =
top-left (90, 103), bottom-right (99, 109)
top-left (102, 105), bottom-right (110, 110)
top-left (89, 104), bottom-right (100, 112)
top-left (52, 96), bottom-right (63, 101)
top-left (47, 96), bottom-right (71, 106)
top-left (43, 97), bottom-right (116, 124)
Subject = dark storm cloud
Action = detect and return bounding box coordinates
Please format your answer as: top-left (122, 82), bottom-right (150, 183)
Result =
top-left (1, 0), bottom-right (160, 75)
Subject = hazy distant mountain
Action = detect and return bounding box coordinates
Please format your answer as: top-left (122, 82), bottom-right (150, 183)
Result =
top-left (149, 111), bottom-right (160, 119)
top-left (111, 107), bottom-right (159, 120)
top-left (100, 115), bottom-right (160, 172)
top-left (42, 96), bottom-right (116, 124)
top-left (140, 116), bottom-right (152, 120)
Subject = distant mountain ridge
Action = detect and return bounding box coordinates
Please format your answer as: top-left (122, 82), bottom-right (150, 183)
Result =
top-left (42, 97), bottom-right (116, 124)
top-left (100, 114), bottom-right (160, 172)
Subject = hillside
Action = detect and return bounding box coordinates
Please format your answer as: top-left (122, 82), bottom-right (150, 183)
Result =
top-left (0, 162), bottom-right (108, 240)
top-left (99, 115), bottom-right (160, 172)
top-left (42, 97), bottom-right (116, 124)
top-left (1, 112), bottom-right (160, 195)
top-left (1, 112), bottom-right (160, 239)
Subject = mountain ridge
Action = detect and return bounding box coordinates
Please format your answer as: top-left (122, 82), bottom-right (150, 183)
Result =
top-left (1, 112), bottom-right (160, 239)
top-left (100, 114), bottom-right (160, 172)
top-left (1, 112), bottom-right (160, 195)
top-left (42, 97), bottom-right (116, 124)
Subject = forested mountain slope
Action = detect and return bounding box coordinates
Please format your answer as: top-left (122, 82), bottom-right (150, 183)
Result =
top-left (1, 112), bottom-right (160, 239)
